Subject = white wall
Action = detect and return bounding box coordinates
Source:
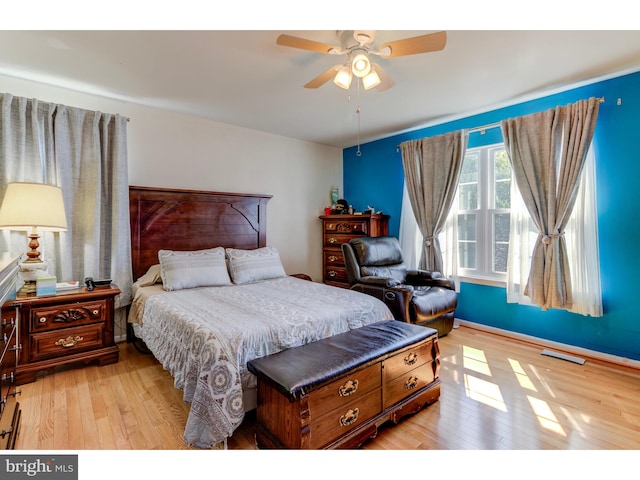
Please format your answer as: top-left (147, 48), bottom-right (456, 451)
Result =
top-left (1, 74), bottom-right (342, 281)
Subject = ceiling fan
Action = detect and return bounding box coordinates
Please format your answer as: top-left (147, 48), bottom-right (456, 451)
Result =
top-left (276, 30), bottom-right (446, 92)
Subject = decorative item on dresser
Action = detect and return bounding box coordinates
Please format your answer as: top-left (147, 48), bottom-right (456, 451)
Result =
top-left (3, 284), bottom-right (120, 385)
top-left (319, 213), bottom-right (389, 288)
top-left (0, 253), bottom-right (21, 449)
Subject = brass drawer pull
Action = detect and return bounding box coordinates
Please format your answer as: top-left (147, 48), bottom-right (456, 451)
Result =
top-left (328, 237), bottom-right (337, 244)
top-left (327, 270), bottom-right (337, 277)
top-left (328, 255), bottom-right (338, 262)
top-left (55, 335), bottom-right (84, 348)
top-left (339, 408), bottom-right (359, 427)
top-left (338, 379), bottom-right (359, 397)
top-left (404, 352), bottom-right (418, 366)
top-left (405, 376), bottom-right (419, 390)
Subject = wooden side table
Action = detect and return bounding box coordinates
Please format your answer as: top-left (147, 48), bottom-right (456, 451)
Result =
top-left (2, 285), bottom-right (120, 385)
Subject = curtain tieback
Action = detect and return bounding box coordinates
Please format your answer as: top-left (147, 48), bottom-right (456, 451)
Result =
top-left (539, 232), bottom-right (564, 245)
top-left (424, 236), bottom-right (437, 247)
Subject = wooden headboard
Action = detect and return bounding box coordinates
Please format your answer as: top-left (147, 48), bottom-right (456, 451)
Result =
top-left (129, 186), bottom-right (272, 281)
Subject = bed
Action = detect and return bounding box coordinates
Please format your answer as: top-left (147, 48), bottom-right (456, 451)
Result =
top-left (127, 186), bottom-right (394, 448)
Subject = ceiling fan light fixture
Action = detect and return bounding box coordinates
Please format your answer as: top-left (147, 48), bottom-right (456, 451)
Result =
top-left (362, 69), bottom-right (381, 90)
top-left (333, 66), bottom-right (353, 89)
top-left (351, 53), bottom-right (371, 78)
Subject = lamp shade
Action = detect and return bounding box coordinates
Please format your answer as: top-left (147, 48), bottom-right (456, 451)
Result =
top-left (0, 182), bottom-right (67, 231)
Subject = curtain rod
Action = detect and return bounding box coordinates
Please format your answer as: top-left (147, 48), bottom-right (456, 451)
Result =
top-left (396, 96), bottom-right (606, 150)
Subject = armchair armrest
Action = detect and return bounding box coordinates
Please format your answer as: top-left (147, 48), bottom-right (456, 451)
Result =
top-left (357, 275), bottom-right (403, 288)
top-left (406, 270), bottom-right (455, 290)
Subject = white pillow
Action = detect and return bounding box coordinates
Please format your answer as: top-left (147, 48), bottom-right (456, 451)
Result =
top-left (225, 246), bottom-right (286, 285)
top-left (158, 247), bottom-right (231, 291)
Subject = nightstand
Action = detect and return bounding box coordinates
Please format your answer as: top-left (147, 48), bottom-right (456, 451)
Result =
top-left (3, 285), bottom-right (120, 385)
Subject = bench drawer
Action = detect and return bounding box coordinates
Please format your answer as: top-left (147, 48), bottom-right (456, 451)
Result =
top-left (383, 362), bottom-right (436, 409)
top-left (308, 363), bottom-right (381, 418)
top-left (309, 388), bottom-right (381, 449)
top-left (382, 338), bottom-right (435, 382)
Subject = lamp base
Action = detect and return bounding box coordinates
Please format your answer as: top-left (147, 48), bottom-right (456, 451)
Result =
top-left (17, 280), bottom-right (37, 296)
top-left (18, 259), bottom-right (48, 297)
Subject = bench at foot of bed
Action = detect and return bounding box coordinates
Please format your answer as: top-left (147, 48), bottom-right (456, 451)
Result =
top-left (247, 320), bottom-right (441, 449)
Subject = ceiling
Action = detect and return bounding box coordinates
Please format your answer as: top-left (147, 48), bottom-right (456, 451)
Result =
top-left (1, 30), bottom-right (640, 149)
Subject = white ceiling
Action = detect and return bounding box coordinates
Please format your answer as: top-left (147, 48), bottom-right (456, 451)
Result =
top-left (1, 29), bottom-right (640, 149)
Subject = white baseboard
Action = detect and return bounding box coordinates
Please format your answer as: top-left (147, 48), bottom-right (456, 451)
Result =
top-left (456, 318), bottom-right (640, 370)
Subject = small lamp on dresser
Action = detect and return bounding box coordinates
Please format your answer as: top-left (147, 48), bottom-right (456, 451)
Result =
top-left (0, 182), bottom-right (68, 295)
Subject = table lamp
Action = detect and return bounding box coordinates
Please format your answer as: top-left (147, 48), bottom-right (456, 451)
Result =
top-left (0, 182), bottom-right (68, 295)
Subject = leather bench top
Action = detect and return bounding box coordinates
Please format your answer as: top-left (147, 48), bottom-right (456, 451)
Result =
top-left (247, 320), bottom-right (437, 400)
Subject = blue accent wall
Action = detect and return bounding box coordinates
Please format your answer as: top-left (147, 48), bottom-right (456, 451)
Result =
top-left (343, 70), bottom-right (640, 361)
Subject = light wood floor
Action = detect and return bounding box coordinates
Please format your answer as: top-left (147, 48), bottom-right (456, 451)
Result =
top-left (14, 325), bottom-right (640, 451)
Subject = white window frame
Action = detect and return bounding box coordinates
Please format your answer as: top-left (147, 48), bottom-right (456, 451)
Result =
top-left (456, 142), bottom-right (510, 283)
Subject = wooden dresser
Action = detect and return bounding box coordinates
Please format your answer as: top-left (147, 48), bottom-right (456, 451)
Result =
top-left (319, 213), bottom-right (389, 288)
top-left (0, 253), bottom-right (21, 449)
top-left (3, 285), bottom-right (120, 385)
top-left (248, 321), bottom-right (440, 449)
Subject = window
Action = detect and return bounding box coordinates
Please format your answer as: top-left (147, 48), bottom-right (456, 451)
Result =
top-left (455, 143), bottom-right (512, 281)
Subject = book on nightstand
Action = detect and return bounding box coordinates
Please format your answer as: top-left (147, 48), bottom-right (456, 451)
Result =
top-left (56, 280), bottom-right (81, 291)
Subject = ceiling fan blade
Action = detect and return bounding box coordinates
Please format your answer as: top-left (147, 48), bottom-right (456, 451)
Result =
top-left (304, 65), bottom-right (340, 89)
top-left (277, 34), bottom-right (341, 54)
top-left (372, 63), bottom-right (395, 92)
top-left (379, 31), bottom-right (447, 58)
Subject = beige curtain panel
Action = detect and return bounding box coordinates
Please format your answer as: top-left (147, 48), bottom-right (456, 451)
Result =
top-left (400, 130), bottom-right (468, 273)
top-left (0, 93), bottom-right (133, 308)
top-left (501, 97), bottom-right (600, 310)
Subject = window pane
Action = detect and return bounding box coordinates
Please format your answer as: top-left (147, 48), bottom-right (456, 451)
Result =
top-left (459, 183), bottom-right (478, 210)
top-left (458, 213), bottom-right (476, 269)
top-left (460, 152), bottom-right (479, 210)
top-left (494, 213), bottom-right (510, 273)
top-left (494, 213), bottom-right (510, 242)
top-left (493, 149), bottom-right (511, 209)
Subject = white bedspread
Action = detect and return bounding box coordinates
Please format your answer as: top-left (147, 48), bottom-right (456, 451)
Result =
top-left (133, 276), bottom-right (394, 448)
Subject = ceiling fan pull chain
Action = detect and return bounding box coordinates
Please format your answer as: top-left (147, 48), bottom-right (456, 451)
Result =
top-left (356, 105), bottom-right (362, 157)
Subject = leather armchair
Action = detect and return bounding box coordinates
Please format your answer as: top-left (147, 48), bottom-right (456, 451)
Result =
top-left (342, 236), bottom-right (457, 336)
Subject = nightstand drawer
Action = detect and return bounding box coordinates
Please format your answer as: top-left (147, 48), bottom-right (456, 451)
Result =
top-left (29, 324), bottom-right (105, 362)
top-left (30, 300), bottom-right (107, 332)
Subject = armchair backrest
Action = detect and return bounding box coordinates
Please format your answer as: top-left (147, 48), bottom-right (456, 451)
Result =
top-left (342, 236), bottom-right (408, 286)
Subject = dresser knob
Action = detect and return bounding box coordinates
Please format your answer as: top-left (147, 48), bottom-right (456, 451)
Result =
top-left (328, 237), bottom-right (337, 244)
top-left (92, 309), bottom-right (99, 315)
top-left (327, 270), bottom-right (337, 277)
top-left (328, 255), bottom-right (338, 262)
top-left (39, 316), bottom-right (47, 323)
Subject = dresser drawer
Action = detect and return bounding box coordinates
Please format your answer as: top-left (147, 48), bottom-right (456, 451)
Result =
top-left (29, 324), bottom-right (106, 362)
top-left (383, 362), bottom-right (436, 409)
top-left (324, 233), bottom-right (368, 248)
top-left (324, 219), bottom-right (369, 235)
top-left (30, 300), bottom-right (107, 332)
top-left (382, 338), bottom-right (435, 383)
top-left (309, 388), bottom-right (381, 449)
top-left (308, 363), bottom-right (380, 418)
top-left (324, 266), bottom-right (348, 284)
top-left (323, 250), bottom-right (344, 267)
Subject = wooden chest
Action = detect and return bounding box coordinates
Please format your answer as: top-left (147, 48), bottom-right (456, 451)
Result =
top-left (247, 321), bottom-right (440, 449)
